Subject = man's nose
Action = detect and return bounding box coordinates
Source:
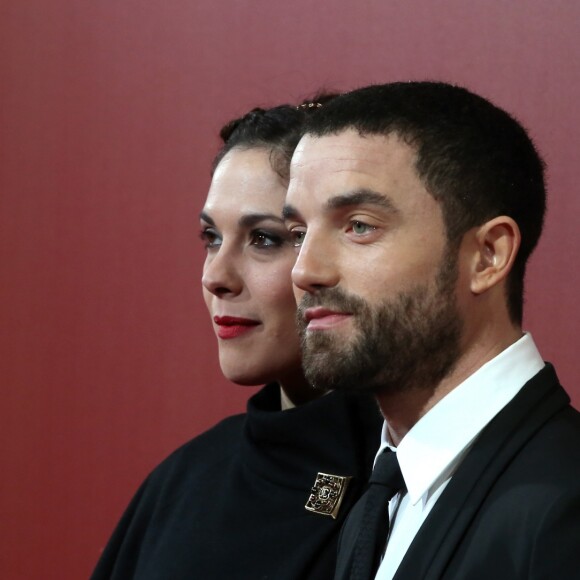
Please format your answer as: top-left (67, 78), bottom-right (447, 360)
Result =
top-left (292, 230), bottom-right (340, 294)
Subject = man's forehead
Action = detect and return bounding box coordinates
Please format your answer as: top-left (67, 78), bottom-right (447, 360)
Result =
top-left (292, 130), bottom-right (415, 175)
top-left (289, 130), bottom-right (417, 195)
top-left (293, 130), bottom-right (390, 167)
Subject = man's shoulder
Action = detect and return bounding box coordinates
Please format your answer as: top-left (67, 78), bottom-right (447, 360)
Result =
top-left (539, 400), bottom-right (580, 436)
top-left (446, 368), bottom-right (580, 508)
top-left (490, 365), bottom-right (580, 480)
top-left (513, 364), bottom-right (580, 460)
top-left (509, 402), bottom-right (580, 476)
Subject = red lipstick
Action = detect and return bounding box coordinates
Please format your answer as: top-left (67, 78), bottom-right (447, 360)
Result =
top-left (304, 307), bottom-right (352, 331)
top-left (213, 316), bottom-right (260, 339)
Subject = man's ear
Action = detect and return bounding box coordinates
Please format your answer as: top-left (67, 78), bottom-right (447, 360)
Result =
top-left (469, 216), bottom-right (520, 295)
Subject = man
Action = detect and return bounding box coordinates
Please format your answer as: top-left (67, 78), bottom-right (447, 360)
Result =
top-left (283, 82), bottom-right (580, 579)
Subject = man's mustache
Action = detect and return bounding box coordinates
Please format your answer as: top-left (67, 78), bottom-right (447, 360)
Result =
top-left (296, 287), bottom-right (367, 325)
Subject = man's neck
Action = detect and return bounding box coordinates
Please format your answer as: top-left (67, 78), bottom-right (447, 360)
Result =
top-left (378, 327), bottom-right (523, 446)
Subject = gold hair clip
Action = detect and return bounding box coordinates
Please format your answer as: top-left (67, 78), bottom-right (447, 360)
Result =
top-left (297, 102), bottom-right (323, 110)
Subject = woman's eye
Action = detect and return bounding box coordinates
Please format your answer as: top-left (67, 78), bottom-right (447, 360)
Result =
top-left (251, 230), bottom-right (284, 248)
top-left (350, 221), bottom-right (375, 235)
top-left (200, 228), bottom-right (222, 249)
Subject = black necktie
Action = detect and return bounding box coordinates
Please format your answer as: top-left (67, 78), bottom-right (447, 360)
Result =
top-left (342, 449), bottom-right (406, 580)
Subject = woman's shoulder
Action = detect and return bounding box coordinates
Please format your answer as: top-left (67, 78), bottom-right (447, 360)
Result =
top-left (149, 411), bottom-right (247, 482)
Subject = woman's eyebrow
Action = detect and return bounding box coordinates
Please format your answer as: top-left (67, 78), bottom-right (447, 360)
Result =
top-left (200, 211), bottom-right (285, 228)
top-left (199, 211), bottom-right (214, 225)
top-left (238, 213), bottom-right (285, 228)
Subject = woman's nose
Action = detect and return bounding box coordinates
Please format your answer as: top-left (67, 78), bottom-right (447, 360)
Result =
top-left (201, 247), bottom-right (244, 298)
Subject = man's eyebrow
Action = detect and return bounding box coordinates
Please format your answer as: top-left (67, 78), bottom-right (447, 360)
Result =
top-left (281, 190), bottom-right (395, 222)
top-left (326, 189), bottom-right (397, 212)
top-left (282, 205), bottom-right (302, 221)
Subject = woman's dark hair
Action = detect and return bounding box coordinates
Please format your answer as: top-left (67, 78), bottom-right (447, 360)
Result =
top-left (211, 93), bottom-right (336, 179)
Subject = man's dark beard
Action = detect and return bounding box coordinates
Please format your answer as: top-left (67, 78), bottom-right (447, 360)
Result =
top-left (296, 253), bottom-right (463, 395)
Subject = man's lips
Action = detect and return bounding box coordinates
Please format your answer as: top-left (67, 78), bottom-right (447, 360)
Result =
top-left (303, 307), bottom-right (352, 331)
top-left (213, 316), bottom-right (260, 339)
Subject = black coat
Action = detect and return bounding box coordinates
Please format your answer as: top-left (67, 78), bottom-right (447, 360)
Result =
top-left (335, 364), bottom-right (580, 580)
top-left (92, 384), bottom-right (383, 579)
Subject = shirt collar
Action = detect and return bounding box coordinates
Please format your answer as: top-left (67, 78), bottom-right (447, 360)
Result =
top-left (376, 333), bottom-right (545, 506)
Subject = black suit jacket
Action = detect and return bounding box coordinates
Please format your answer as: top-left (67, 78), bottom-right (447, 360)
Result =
top-left (336, 364), bottom-right (580, 580)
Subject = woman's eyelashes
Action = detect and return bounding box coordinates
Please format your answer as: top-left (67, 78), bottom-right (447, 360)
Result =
top-left (250, 228), bottom-right (288, 249)
top-left (200, 227), bottom-right (222, 249)
top-left (200, 226), bottom-right (290, 251)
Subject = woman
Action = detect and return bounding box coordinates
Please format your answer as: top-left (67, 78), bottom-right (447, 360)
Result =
top-left (92, 98), bottom-right (382, 579)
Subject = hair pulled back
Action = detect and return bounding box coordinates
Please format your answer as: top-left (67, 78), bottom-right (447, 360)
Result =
top-left (212, 94), bottom-right (336, 179)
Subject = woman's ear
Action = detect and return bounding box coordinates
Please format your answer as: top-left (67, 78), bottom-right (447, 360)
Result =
top-left (469, 216), bottom-right (521, 295)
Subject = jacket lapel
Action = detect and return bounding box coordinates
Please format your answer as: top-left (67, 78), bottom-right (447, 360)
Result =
top-left (393, 364), bottom-right (568, 580)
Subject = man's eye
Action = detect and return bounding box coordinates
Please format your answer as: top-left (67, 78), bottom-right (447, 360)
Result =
top-left (290, 230), bottom-right (306, 247)
top-left (251, 230), bottom-right (284, 248)
top-left (200, 228), bottom-right (222, 249)
top-left (351, 221), bottom-right (375, 235)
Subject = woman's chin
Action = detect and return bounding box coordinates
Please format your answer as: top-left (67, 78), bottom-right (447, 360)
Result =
top-left (220, 366), bottom-right (267, 387)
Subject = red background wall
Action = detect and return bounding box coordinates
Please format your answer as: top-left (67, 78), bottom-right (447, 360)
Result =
top-left (1, 1), bottom-right (579, 577)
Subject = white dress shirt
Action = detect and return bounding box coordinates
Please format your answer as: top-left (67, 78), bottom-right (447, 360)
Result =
top-left (375, 333), bottom-right (545, 580)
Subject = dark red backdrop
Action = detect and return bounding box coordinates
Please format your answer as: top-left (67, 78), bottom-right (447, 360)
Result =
top-left (1, 1), bottom-right (579, 577)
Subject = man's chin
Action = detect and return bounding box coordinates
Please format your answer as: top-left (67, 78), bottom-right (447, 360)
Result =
top-left (304, 357), bottom-right (371, 393)
top-left (303, 328), bottom-right (350, 350)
